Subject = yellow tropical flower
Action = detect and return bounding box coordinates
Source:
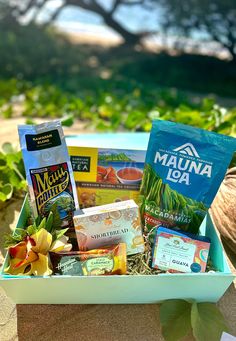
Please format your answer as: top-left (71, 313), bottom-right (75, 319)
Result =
top-left (30, 253), bottom-right (52, 276)
top-left (31, 228), bottom-right (52, 255)
top-left (5, 249), bottom-right (38, 276)
top-left (4, 228), bottom-right (72, 276)
top-left (50, 235), bottom-right (72, 253)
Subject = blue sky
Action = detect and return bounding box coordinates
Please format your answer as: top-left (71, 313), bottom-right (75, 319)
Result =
top-left (21, 0), bottom-right (228, 59)
top-left (33, 0), bottom-right (161, 35)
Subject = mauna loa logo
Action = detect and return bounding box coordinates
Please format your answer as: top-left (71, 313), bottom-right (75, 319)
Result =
top-left (173, 143), bottom-right (200, 158)
top-left (154, 143), bottom-right (212, 185)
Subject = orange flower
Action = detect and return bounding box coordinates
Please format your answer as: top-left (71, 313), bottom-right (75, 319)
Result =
top-left (5, 228), bottom-right (72, 276)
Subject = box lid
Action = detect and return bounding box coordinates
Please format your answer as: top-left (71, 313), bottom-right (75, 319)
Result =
top-left (66, 133), bottom-right (149, 150)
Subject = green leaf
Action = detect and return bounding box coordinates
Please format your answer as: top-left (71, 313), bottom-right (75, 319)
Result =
top-left (14, 228), bottom-right (27, 238)
top-left (34, 215), bottom-right (42, 227)
top-left (25, 118), bottom-right (36, 125)
top-left (55, 228), bottom-right (68, 240)
top-left (0, 192), bottom-right (7, 201)
top-left (25, 198), bottom-right (31, 217)
top-left (4, 228), bottom-right (27, 247)
top-left (1, 183), bottom-right (13, 200)
top-left (45, 211), bottom-right (54, 232)
top-left (4, 235), bottom-right (22, 248)
top-left (1, 105), bottom-right (13, 118)
top-left (6, 152), bottom-right (23, 169)
top-left (202, 97), bottom-right (215, 111)
top-left (191, 302), bottom-right (229, 341)
top-left (26, 224), bottom-right (37, 236)
top-left (6, 169), bottom-right (22, 187)
top-left (61, 114), bottom-right (74, 127)
top-left (0, 152), bottom-right (7, 167)
top-left (2, 142), bottom-right (14, 154)
top-left (51, 231), bottom-right (57, 242)
top-left (37, 217), bottom-right (46, 230)
top-left (125, 111), bottom-right (145, 130)
top-left (160, 300), bottom-right (192, 341)
top-left (0, 183), bottom-right (13, 202)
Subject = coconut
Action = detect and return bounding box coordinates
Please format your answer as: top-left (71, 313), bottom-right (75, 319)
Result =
top-left (210, 167), bottom-right (236, 255)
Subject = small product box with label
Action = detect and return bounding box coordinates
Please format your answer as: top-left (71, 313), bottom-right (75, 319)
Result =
top-left (73, 200), bottom-right (145, 255)
top-left (152, 227), bottom-right (211, 273)
top-left (67, 143), bottom-right (146, 208)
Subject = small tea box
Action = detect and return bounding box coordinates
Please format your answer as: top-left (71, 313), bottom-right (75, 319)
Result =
top-left (73, 200), bottom-right (145, 255)
top-left (152, 227), bottom-right (210, 273)
top-left (67, 144), bottom-right (146, 208)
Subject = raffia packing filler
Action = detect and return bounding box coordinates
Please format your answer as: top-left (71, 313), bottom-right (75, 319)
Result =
top-left (73, 200), bottom-right (145, 255)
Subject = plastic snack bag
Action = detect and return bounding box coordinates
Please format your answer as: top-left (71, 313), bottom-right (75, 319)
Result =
top-left (140, 120), bottom-right (236, 241)
top-left (50, 243), bottom-right (127, 276)
top-left (18, 120), bottom-right (79, 227)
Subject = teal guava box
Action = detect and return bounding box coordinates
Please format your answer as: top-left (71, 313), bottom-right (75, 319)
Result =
top-left (0, 133), bottom-right (234, 304)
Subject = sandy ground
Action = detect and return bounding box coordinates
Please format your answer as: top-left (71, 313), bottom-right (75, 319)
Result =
top-left (0, 118), bottom-right (235, 341)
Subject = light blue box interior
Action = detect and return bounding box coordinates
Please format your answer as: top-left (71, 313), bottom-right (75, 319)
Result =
top-left (0, 133), bottom-right (234, 304)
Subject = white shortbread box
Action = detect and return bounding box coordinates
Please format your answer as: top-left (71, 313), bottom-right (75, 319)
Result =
top-left (73, 199), bottom-right (145, 255)
top-left (0, 133), bottom-right (234, 304)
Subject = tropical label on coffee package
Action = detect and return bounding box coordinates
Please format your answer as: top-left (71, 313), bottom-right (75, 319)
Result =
top-left (30, 162), bottom-right (75, 221)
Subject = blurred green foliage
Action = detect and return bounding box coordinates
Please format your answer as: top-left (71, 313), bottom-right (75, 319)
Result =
top-left (0, 142), bottom-right (26, 206)
top-left (0, 18), bottom-right (235, 137)
top-left (0, 16), bottom-right (236, 207)
top-left (0, 78), bottom-right (236, 136)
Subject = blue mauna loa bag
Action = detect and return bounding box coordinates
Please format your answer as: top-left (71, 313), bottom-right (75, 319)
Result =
top-left (140, 120), bottom-right (236, 239)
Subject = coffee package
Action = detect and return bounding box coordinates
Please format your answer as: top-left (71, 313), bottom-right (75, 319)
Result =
top-left (18, 121), bottom-right (79, 228)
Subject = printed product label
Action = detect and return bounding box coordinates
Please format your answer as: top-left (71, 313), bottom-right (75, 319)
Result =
top-left (153, 236), bottom-right (196, 272)
top-left (74, 205), bottom-right (145, 255)
top-left (68, 146), bottom-right (146, 207)
top-left (153, 144), bottom-right (213, 196)
top-left (56, 256), bottom-right (83, 275)
top-left (56, 256), bottom-right (114, 276)
top-left (25, 129), bottom-right (61, 151)
top-left (70, 155), bottom-right (91, 172)
top-left (30, 162), bottom-right (75, 216)
top-left (85, 256), bottom-right (114, 274)
top-left (152, 227), bottom-right (210, 273)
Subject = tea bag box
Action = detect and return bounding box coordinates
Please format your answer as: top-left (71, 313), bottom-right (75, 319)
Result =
top-left (66, 133), bottom-right (147, 208)
top-left (0, 133), bottom-right (234, 304)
